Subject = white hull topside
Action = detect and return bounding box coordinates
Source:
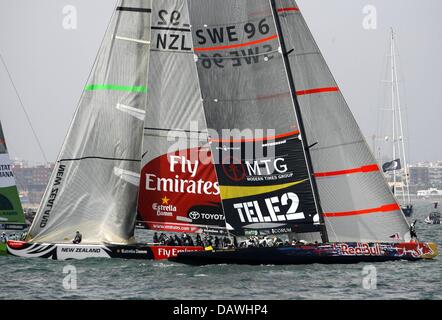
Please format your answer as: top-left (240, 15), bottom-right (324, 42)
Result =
top-left (6, 241), bottom-right (205, 260)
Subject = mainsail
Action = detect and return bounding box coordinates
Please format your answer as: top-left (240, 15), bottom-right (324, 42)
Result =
top-left (28, 0), bottom-right (152, 244)
top-left (276, 0), bottom-right (410, 242)
top-left (0, 121), bottom-right (26, 230)
top-left (187, 0), bottom-right (322, 237)
top-left (137, 0), bottom-right (226, 235)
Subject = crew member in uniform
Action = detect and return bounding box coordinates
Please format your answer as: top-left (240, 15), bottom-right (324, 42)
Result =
top-left (72, 231), bottom-right (82, 244)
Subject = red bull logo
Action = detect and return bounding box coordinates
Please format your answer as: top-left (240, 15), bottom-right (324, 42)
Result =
top-left (337, 243), bottom-right (382, 256)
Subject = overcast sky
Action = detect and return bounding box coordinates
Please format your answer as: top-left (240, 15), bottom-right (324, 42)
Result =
top-left (0, 0), bottom-right (441, 164)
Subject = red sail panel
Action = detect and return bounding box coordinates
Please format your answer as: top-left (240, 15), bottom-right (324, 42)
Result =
top-left (138, 146), bottom-right (225, 234)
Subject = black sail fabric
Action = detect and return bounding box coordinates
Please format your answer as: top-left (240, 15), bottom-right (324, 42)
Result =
top-left (188, 0), bottom-right (321, 236)
top-left (28, 0), bottom-right (152, 244)
top-left (276, 0), bottom-right (410, 242)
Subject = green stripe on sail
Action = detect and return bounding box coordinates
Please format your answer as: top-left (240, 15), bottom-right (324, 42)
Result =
top-left (85, 84), bottom-right (148, 93)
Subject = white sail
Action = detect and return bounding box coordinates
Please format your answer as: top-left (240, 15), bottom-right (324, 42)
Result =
top-left (277, 0), bottom-right (410, 242)
top-left (28, 0), bottom-right (152, 244)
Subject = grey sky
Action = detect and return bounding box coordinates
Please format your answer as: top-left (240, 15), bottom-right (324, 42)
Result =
top-left (0, 0), bottom-right (441, 164)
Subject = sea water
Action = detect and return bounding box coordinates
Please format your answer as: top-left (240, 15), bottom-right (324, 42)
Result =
top-left (0, 201), bottom-right (440, 300)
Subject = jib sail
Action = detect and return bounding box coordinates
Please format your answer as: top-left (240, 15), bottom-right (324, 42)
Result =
top-left (137, 0), bottom-right (226, 235)
top-left (0, 121), bottom-right (26, 230)
top-left (27, 0), bottom-right (152, 244)
top-left (277, 0), bottom-right (410, 242)
top-left (187, 0), bottom-right (322, 236)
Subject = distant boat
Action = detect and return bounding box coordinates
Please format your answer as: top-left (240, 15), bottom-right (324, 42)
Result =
top-left (418, 188), bottom-right (442, 198)
top-left (375, 29), bottom-right (413, 217)
top-left (0, 121), bottom-right (27, 233)
top-left (1, 121), bottom-right (27, 254)
top-left (425, 203), bottom-right (441, 225)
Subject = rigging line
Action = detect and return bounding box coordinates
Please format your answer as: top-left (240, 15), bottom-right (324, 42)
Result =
top-left (0, 52), bottom-right (48, 164)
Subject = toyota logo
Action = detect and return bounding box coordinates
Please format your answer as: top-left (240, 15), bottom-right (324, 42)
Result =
top-left (188, 211), bottom-right (200, 220)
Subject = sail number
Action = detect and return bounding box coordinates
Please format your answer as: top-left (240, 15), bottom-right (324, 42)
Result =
top-left (154, 10), bottom-right (276, 65)
top-left (155, 10), bottom-right (192, 51)
top-left (196, 19), bottom-right (275, 69)
top-left (233, 192), bottom-right (306, 224)
top-left (158, 9), bottom-right (182, 26)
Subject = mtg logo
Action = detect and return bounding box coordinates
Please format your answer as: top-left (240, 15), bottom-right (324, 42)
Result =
top-left (222, 157), bottom-right (289, 182)
top-left (245, 158), bottom-right (288, 176)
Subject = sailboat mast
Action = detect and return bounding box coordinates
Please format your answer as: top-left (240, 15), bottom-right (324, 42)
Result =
top-left (391, 31), bottom-right (411, 205)
top-left (390, 29), bottom-right (397, 196)
top-left (269, 0), bottom-right (329, 243)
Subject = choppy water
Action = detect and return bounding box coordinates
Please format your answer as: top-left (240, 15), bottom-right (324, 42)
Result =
top-left (1, 201), bottom-right (440, 300)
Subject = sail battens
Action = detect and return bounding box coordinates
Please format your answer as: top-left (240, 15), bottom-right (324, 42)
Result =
top-left (144, 127), bottom-right (208, 134)
top-left (116, 7), bottom-right (151, 13)
top-left (254, 87), bottom-right (339, 102)
top-left (152, 26), bottom-right (191, 32)
top-left (116, 104), bottom-right (145, 121)
top-left (314, 164), bottom-right (379, 178)
top-left (209, 130), bottom-right (300, 143)
top-left (296, 87), bottom-right (340, 96)
top-left (194, 34), bottom-right (278, 52)
top-left (323, 204), bottom-right (401, 218)
top-left (115, 35), bottom-right (150, 45)
top-left (277, 7), bottom-right (300, 13)
top-left (85, 84), bottom-right (148, 93)
top-left (58, 157), bottom-right (141, 163)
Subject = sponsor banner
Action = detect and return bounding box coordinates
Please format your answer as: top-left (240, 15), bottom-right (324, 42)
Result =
top-left (0, 185), bottom-right (25, 224)
top-left (0, 223), bottom-right (27, 231)
top-left (150, 246), bottom-right (205, 260)
top-left (37, 163), bottom-right (66, 229)
top-left (138, 147), bottom-right (226, 233)
top-left (212, 133), bottom-right (318, 236)
top-left (0, 154), bottom-right (15, 188)
top-left (332, 242), bottom-right (438, 259)
top-left (334, 243), bottom-right (382, 256)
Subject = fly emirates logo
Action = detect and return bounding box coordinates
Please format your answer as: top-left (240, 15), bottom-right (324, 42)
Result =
top-left (145, 156), bottom-right (220, 195)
